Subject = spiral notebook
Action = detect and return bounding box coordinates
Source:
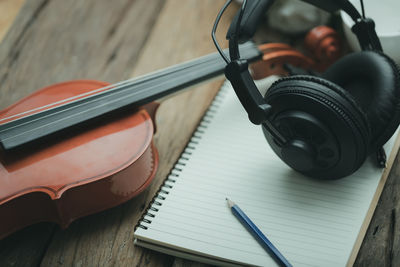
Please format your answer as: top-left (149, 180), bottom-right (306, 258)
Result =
top-left (134, 80), bottom-right (400, 267)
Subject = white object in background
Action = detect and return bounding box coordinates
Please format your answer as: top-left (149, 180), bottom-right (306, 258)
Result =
top-left (341, 0), bottom-right (400, 64)
top-left (234, 0), bottom-right (330, 35)
top-left (268, 0), bottom-right (330, 34)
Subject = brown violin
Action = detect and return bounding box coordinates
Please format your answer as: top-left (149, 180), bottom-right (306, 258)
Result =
top-left (0, 26), bottom-right (341, 239)
top-left (0, 42), bottom-right (262, 239)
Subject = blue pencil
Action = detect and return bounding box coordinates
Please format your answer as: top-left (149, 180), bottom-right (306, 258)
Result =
top-left (226, 198), bottom-right (292, 267)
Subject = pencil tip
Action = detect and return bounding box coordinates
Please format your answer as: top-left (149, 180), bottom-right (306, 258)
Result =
top-left (226, 198), bottom-right (234, 208)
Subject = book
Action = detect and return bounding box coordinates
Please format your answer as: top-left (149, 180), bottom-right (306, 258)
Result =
top-left (134, 80), bottom-right (400, 267)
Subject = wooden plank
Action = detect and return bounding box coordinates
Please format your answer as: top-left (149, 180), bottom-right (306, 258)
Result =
top-left (40, 0), bottom-right (235, 266)
top-left (355, 151), bottom-right (400, 266)
top-left (0, 0), bottom-right (165, 266)
top-left (0, 0), bottom-right (165, 109)
top-left (0, 0), bottom-right (25, 40)
top-left (0, 3), bottom-right (55, 266)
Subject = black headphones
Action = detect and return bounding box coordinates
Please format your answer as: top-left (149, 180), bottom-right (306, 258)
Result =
top-left (212, 0), bottom-right (400, 179)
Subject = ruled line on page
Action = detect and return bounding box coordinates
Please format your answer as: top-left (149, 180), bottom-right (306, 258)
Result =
top-left (145, 207), bottom-right (352, 249)
top-left (155, 190), bottom-right (362, 229)
top-left (150, 195), bottom-right (358, 242)
top-left (140, 227), bottom-right (342, 266)
top-left (170, 170), bottom-right (371, 204)
top-left (145, 217), bottom-right (346, 258)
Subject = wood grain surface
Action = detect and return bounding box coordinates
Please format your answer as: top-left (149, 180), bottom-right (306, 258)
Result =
top-left (0, 0), bottom-right (399, 266)
top-left (0, 0), bottom-right (24, 40)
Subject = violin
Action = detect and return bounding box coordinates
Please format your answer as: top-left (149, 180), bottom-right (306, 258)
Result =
top-left (0, 27), bottom-right (341, 239)
top-left (252, 26), bottom-right (342, 79)
top-left (0, 42), bottom-right (261, 239)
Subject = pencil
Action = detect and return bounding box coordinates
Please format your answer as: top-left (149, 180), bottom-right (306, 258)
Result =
top-left (226, 198), bottom-right (292, 267)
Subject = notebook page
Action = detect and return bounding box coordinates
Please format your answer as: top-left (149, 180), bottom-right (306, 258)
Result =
top-left (135, 81), bottom-right (399, 267)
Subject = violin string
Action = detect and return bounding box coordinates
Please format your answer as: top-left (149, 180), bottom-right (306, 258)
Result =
top-left (0, 51), bottom-right (222, 124)
top-left (0, 77), bottom-right (145, 123)
top-left (1, 55), bottom-right (225, 140)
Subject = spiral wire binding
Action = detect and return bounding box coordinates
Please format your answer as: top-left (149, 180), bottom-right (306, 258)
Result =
top-left (135, 82), bottom-right (231, 231)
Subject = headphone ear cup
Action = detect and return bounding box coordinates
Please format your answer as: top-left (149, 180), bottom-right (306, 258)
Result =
top-left (263, 75), bottom-right (370, 179)
top-left (323, 51), bottom-right (400, 150)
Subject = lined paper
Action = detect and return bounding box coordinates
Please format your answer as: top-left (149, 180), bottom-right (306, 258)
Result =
top-left (134, 81), bottom-right (399, 267)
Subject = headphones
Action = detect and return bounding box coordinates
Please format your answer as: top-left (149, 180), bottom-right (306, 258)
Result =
top-left (212, 0), bottom-right (400, 179)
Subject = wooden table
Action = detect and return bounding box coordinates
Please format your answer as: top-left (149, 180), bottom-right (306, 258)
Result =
top-left (0, 1), bottom-right (399, 266)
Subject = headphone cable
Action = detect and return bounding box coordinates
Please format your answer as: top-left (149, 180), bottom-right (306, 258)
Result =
top-left (359, 0), bottom-right (366, 18)
top-left (230, 0), bottom-right (247, 61)
top-left (211, 0), bottom-right (232, 64)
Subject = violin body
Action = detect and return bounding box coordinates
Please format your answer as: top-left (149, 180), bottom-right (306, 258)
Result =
top-left (0, 80), bottom-right (158, 239)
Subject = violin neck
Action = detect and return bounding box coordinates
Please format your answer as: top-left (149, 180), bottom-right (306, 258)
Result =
top-left (0, 42), bottom-right (262, 151)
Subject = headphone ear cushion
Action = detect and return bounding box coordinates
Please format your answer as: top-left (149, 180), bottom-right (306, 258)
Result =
top-left (323, 51), bottom-right (400, 150)
top-left (265, 75), bottom-right (370, 178)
